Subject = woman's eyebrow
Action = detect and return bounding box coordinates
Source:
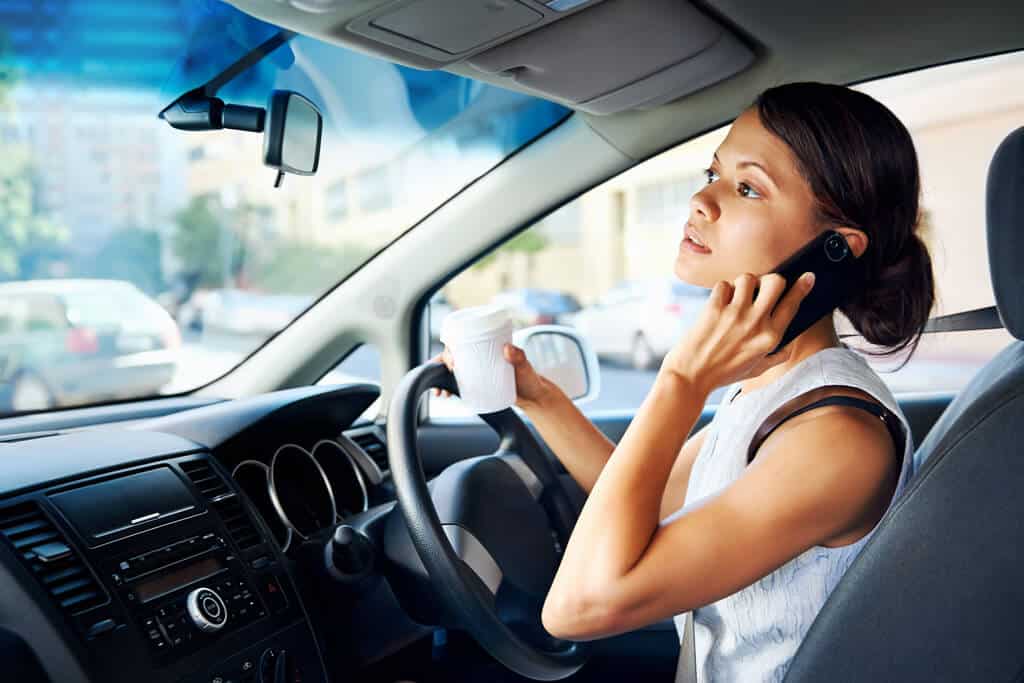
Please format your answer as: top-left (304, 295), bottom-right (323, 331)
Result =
top-left (713, 152), bottom-right (779, 190)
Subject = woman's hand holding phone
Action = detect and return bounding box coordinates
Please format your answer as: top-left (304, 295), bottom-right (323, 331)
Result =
top-left (660, 271), bottom-right (815, 396)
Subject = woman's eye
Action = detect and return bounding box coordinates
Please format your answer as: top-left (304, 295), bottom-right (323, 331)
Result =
top-left (737, 182), bottom-right (762, 199)
top-left (702, 169), bottom-right (761, 198)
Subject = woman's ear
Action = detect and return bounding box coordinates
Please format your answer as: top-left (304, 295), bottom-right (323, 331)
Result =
top-left (834, 227), bottom-right (869, 258)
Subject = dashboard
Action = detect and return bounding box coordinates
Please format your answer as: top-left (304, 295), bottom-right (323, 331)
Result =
top-left (0, 382), bottom-right (420, 683)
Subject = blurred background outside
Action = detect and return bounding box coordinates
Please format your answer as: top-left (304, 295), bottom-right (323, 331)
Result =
top-left (0, 0), bottom-right (1019, 417)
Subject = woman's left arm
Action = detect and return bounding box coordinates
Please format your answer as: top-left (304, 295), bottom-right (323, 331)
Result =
top-left (542, 272), bottom-right (897, 640)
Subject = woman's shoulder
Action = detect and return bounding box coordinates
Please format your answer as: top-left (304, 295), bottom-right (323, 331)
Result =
top-left (761, 344), bottom-right (909, 431)
top-left (817, 345), bottom-right (902, 407)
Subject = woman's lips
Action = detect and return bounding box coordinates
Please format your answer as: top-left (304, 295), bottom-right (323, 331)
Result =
top-left (682, 223), bottom-right (712, 254)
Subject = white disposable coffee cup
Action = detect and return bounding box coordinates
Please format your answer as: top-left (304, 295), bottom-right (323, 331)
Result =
top-left (439, 303), bottom-right (516, 414)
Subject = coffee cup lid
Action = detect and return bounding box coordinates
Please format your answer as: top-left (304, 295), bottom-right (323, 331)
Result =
top-left (440, 303), bottom-right (512, 345)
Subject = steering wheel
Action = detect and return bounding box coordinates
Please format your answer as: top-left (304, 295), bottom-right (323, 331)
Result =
top-left (386, 361), bottom-right (589, 681)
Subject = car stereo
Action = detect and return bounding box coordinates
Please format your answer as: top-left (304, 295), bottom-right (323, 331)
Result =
top-left (110, 530), bottom-right (268, 660)
top-left (40, 460), bottom-right (304, 681)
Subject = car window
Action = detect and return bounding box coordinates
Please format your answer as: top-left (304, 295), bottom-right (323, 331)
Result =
top-left (428, 50), bottom-right (1023, 418)
top-left (63, 287), bottom-right (163, 328)
top-left (22, 295), bottom-right (66, 331)
top-left (0, 1), bottom-right (568, 416)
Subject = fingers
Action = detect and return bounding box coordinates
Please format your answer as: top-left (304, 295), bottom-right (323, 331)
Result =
top-left (432, 344), bottom-right (529, 398)
top-left (503, 343), bottom-right (526, 365)
top-left (729, 273), bottom-right (758, 309)
top-left (432, 347), bottom-right (456, 398)
top-left (752, 273), bottom-right (788, 315)
top-left (769, 272), bottom-right (815, 336)
top-left (709, 279), bottom-right (735, 309)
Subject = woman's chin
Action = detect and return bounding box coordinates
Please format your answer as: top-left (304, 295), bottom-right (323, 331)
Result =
top-left (673, 259), bottom-right (714, 288)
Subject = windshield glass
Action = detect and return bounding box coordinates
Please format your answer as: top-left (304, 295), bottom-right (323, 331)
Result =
top-left (0, 1), bottom-right (569, 416)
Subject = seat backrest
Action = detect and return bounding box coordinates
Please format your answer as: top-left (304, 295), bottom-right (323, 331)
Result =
top-left (784, 127), bottom-right (1024, 682)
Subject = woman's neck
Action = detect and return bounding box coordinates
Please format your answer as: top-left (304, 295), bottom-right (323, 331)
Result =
top-left (738, 317), bottom-right (842, 396)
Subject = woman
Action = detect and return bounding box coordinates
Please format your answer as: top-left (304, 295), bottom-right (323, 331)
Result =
top-left (437, 82), bottom-right (933, 681)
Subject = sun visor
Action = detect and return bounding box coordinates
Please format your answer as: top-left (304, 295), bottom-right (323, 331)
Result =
top-left (230, 0), bottom-right (754, 114)
top-left (464, 0), bottom-right (755, 114)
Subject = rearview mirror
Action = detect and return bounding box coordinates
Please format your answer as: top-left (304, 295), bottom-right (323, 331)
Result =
top-left (264, 90), bottom-right (322, 181)
top-left (512, 325), bottom-right (601, 404)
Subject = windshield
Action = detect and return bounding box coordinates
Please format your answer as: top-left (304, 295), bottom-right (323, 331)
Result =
top-left (0, 1), bottom-right (569, 416)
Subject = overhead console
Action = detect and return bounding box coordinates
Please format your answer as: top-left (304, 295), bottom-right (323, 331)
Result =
top-left (228, 0), bottom-right (755, 114)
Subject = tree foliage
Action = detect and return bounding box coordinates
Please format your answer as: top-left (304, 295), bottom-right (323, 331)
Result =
top-left (88, 227), bottom-right (164, 294)
top-left (171, 195), bottom-right (237, 288)
top-left (172, 195), bottom-right (373, 295)
top-left (0, 145), bottom-right (69, 280)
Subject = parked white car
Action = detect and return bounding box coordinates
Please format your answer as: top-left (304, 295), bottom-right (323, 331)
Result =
top-left (562, 279), bottom-right (710, 370)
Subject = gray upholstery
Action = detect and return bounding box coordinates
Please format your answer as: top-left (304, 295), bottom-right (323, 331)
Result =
top-left (784, 127), bottom-right (1024, 682)
top-left (989, 127), bottom-right (1024, 340)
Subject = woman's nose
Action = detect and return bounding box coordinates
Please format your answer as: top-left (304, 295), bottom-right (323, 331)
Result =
top-left (689, 186), bottom-right (719, 222)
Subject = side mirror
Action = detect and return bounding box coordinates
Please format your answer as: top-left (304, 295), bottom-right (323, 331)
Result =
top-left (264, 90), bottom-right (322, 182)
top-left (512, 325), bottom-right (601, 404)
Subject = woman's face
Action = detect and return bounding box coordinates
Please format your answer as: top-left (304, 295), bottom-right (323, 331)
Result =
top-left (674, 108), bottom-right (824, 288)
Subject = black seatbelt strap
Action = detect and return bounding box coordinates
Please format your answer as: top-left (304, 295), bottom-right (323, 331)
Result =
top-left (921, 305), bottom-right (1002, 333)
top-left (748, 392), bottom-right (905, 465)
top-left (839, 305), bottom-right (1002, 339)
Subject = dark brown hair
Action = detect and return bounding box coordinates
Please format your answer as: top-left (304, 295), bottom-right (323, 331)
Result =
top-left (754, 82), bottom-right (935, 363)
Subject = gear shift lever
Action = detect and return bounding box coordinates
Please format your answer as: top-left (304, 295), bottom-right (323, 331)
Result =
top-left (325, 524), bottom-right (375, 582)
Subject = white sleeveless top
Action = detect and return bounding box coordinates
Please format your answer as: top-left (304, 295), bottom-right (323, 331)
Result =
top-left (663, 343), bottom-right (916, 682)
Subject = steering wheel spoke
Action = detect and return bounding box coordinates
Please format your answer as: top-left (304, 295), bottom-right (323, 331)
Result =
top-left (442, 523), bottom-right (503, 595)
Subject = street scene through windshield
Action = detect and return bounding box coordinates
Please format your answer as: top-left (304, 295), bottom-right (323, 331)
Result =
top-left (0, 1), bottom-right (567, 415)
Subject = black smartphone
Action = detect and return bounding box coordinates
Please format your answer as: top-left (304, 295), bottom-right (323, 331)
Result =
top-left (755, 229), bottom-right (865, 355)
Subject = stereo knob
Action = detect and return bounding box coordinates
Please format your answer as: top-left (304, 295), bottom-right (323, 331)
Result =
top-left (185, 587), bottom-right (228, 632)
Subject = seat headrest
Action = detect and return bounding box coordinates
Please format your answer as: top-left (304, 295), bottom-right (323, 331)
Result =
top-left (988, 126), bottom-right (1024, 340)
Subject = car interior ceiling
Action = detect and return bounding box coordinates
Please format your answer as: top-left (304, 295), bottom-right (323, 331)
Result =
top-left (1, 2), bottom-right (1023, 683)
top-left (229, 0), bottom-right (1024, 159)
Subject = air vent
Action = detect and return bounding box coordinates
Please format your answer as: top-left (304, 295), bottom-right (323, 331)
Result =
top-left (181, 459), bottom-right (263, 552)
top-left (212, 496), bottom-right (262, 551)
top-left (180, 460), bottom-right (230, 500)
top-left (350, 431), bottom-right (389, 473)
top-left (0, 502), bottom-right (106, 615)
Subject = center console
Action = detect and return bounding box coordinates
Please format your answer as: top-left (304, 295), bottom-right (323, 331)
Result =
top-left (0, 454), bottom-right (327, 683)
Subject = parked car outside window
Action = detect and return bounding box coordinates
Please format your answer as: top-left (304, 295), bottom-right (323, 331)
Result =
top-left (0, 280), bottom-right (180, 412)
